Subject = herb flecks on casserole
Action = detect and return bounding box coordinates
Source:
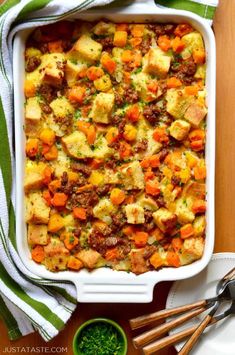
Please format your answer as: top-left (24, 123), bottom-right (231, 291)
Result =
top-left (24, 21), bottom-right (207, 274)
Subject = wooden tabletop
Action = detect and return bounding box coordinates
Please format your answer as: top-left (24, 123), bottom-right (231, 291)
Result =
top-left (0, 0), bottom-right (235, 354)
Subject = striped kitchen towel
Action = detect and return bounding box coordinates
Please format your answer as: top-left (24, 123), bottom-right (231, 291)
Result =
top-left (0, 0), bottom-right (218, 342)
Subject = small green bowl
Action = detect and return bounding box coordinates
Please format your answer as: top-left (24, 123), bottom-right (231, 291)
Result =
top-left (73, 317), bottom-right (128, 355)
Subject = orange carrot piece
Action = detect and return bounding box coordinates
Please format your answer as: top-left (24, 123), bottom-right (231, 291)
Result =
top-left (147, 81), bottom-right (158, 93)
top-left (40, 128), bottom-right (55, 146)
top-left (105, 127), bottom-right (119, 144)
top-left (116, 23), bottom-right (128, 31)
top-left (31, 245), bottom-right (45, 263)
top-left (193, 49), bottom-right (206, 64)
top-left (145, 180), bottom-right (161, 196)
top-left (185, 85), bottom-right (199, 96)
top-left (167, 77), bottom-right (182, 88)
top-left (171, 36), bottom-right (185, 53)
top-left (110, 188), bottom-right (125, 205)
top-left (167, 251), bottom-right (180, 267)
top-left (67, 256), bottom-right (83, 270)
top-left (129, 37), bottom-right (142, 48)
top-left (86, 125), bottom-right (96, 145)
top-left (24, 79), bottom-right (36, 98)
top-left (51, 192), bottom-right (68, 207)
top-left (125, 104), bottom-right (140, 122)
top-left (149, 155), bottom-right (160, 168)
top-left (151, 228), bottom-right (164, 241)
top-left (25, 138), bottom-right (39, 158)
top-left (122, 225), bottom-right (135, 236)
top-left (180, 224), bottom-right (194, 239)
top-left (76, 184), bottom-right (92, 193)
top-left (73, 207), bottom-right (86, 220)
top-left (42, 189), bottom-right (52, 206)
top-left (68, 86), bottom-right (86, 104)
top-left (121, 50), bottom-right (133, 63)
top-left (113, 31), bottom-right (128, 47)
top-left (43, 166), bottom-right (53, 185)
top-left (48, 40), bottom-right (63, 53)
top-left (190, 140), bottom-right (204, 152)
top-left (194, 165), bottom-right (206, 180)
top-left (158, 35), bottom-right (171, 52)
top-left (174, 23), bottom-right (193, 37)
top-left (48, 179), bottom-right (61, 193)
top-left (105, 247), bottom-right (120, 261)
top-left (131, 24), bottom-right (145, 37)
top-left (89, 158), bottom-right (104, 170)
top-left (134, 231), bottom-right (148, 248)
top-left (192, 200), bottom-right (206, 214)
top-left (144, 169), bottom-right (155, 182)
top-left (172, 237), bottom-right (183, 252)
top-left (153, 127), bottom-right (169, 143)
top-left (101, 53), bottom-right (116, 74)
top-left (119, 141), bottom-right (132, 159)
top-left (140, 158), bottom-right (150, 169)
top-left (44, 145), bottom-right (58, 161)
top-left (86, 66), bottom-right (104, 81)
top-left (61, 232), bottom-right (79, 250)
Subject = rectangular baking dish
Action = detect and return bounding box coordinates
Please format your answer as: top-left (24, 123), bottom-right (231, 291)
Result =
top-left (13, 0), bottom-right (216, 303)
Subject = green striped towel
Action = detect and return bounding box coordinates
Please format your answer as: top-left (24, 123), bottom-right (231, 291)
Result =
top-left (0, 0), bottom-right (218, 342)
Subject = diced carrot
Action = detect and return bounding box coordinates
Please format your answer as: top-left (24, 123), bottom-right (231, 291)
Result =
top-left (194, 165), bottom-right (206, 180)
top-left (78, 67), bottom-right (87, 78)
top-left (89, 158), bottom-right (104, 170)
top-left (116, 23), bottom-right (128, 31)
top-left (123, 225), bottom-right (135, 236)
top-left (48, 40), bottom-right (64, 53)
top-left (123, 71), bottom-right (131, 84)
top-left (48, 179), bottom-right (61, 193)
top-left (61, 232), bottom-right (79, 250)
top-left (41, 144), bottom-right (50, 155)
top-left (67, 171), bottom-right (79, 182)
top-left (140, 157), bottom-right (150, 169)
top-left (166, 251), bottom-right (180, 267)
top-left (43, 166), bottom-right (53, 185)
top-left (31, 245), bottom-right (45, 263)
top-left (192, 200), bottom-right (206, 214)
top-left (39, 128), bottom-right (55, 146)
top-left (158, 35), bottom-right (171, 52)
top-left (105, 247), bottom-right (120, 261)
top-left (147, 81), bottom-right (158, 93)
top-left (174, 23), bottom-right (193, 37)
top-left (124, 195), bottom-right (135, 204)
top-left (44, 145), bottom-right (58, 160)
top-left (150, 252), bottom-right (164, 269)
top-left (86, 66), bottom-right (104, 81)
top-left (110, 188), bottom-right (125, 205)
top-left (144, 169), bottom-right (155, 181)
top-left (123, 124), bottom-right (137, 142)
top-left (193, 49), bottom-right (206, 64)
top-left (171, 36), bottom-right (185, 53)
top-left (77, 121), bottom-right (90, 134)
top-left (121, 50), bottom-right (133, 63)
top-left (51, 192), bottom-right (68, 207)
top-left (189, 129), bottom-right (205, 141)
top-left (131, 24), bottom-right (145, 37)
top-left (132, 52), bottom-right (142, 68)
top-left (185, 85), bottom-right (199, 96)
top-left (119, 141), bottom-right (132, 159)
top-left (101, 52), bottom-right (116, 74)
top-left (48, 213), bottom-right (64, 233)
top-left (153, 127), bottom-right (169, 143)
top-left (76, 184), bottom-right (92, 193)
top-left (149, 155), bottom-right (160, 168)
top-left (134, 231), bottom-right (148, 248)
top-left (167, 77), bottom-right (182, 88)
top-left (172, 237), bottom-right (183, 252)
top-left (105, 126), bottom-right (119, 144)
top-left (73, 207), bottom-right (86, 220)
top-left (113, 31), bottom-right (127, 47)
top-left (145, 180), bottom-right (161, 196)
top-left (86, 125), bottom-right (96, 145)
top-left (24, 79), bottom-right (36, 97)
top-left (42, 189), bottom-right (52, 206)
top-left (129, 37), bottom-right (142, 47)
top-left (68, 86), bottom-right (86, 104)
top-left (67, 256), bottom-right (83, 270)
top-left (180, 224), bottom-right (194, 239)
top-left (125, 104), bottom-right (140, 122)
top-left (81, 105), bottom-right (91, 118)
top-left (151, 228), bottom-right (164, 241)
top-left (26, 138), bottom-right (39, 158)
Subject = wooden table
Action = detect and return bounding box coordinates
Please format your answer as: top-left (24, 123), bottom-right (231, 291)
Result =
top-left (0, 0), bottom-right (235, 354)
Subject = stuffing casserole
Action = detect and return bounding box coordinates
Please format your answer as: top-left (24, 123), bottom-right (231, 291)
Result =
top-left (24, 20), bottom-right (207, 274)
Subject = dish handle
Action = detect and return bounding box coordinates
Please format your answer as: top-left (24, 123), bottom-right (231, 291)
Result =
top-left (73, 278), bottom-right (157, 303)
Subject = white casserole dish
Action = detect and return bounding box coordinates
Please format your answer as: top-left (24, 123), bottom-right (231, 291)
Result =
top-left (13, 0), bottom-right (216, 303)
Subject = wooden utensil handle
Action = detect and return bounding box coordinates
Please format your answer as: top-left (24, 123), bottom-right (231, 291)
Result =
top-left (178, 314), bottom-right (212, 355)
top-left (133, 307), bottom-right (206, 348)
top-left (129, 299), bottom-right (206, 330)
top-left (142, 325), bottom-right (197, 355)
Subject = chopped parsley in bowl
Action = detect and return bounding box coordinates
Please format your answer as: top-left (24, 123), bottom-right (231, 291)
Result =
top-left (73, 318), bottom-right (127, 355)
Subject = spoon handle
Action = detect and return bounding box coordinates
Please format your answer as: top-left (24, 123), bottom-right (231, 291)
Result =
top-left (178, 314), bottom-right (212, 355)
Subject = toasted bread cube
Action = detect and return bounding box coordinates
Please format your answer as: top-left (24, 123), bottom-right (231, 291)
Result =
top-left (137, 194), bottom-right (159, 211)
top-left (65, 60), bottom-right (87, 87)
top-left (120, 161), bottom-right (145, 190)
top-left (143, 47), bottom-right (171, 78)
top-left (76, 249), bottom-right (101, 269)
top-left (24, 162), bottom-right (46, 192)
top-left (166, 88), bottom-right (193, 119)
top-left (28, 224), bottom-right (48, 246)
top-left (175, 197), bottom-right (195, 224)
top-left (25, 192), bottom-right (50, 224)
top-left (153, 208), bottom-right (177, 233)
top-left (125, 204), bottom-right (145, 224)
top-left (94, 74), bottom-right (112, 92)
top-left (93, 21), bottom-right (115, 35)
top-left (182, 32), bottom-right (204, 59)
top-left (62, 131), bottom-right (92, 159)
top-left (73, 35), bottom-right (102, 61)
top-left (193, 216), bottom-right (206, 237)
top-left (130, 250), bottom-right (148, 274)
top-left (44, 237), bottom-right (69, 271)
top-left (93, 198), bottom-right (116, 224)
top-left (25, 97), bottom-right (41, 121)
top-left (150, 251), bottom-right (165, 269)
top-left (131, 72), bottom-right (162, 102)
top-left (92, 136), bottom-right (113, 159)
top-left (194, 64), bottom-right (206, 79)
top-left (179, 237), bottom-right (204, 265)
top-left (90, 92), bottom-right (115, 124)
top-left (184, 103), bottom-right (207, 127)
top-left (50, 96), bottom-right (74, 118)
top-left (169, 119), bottom-right (191, 141)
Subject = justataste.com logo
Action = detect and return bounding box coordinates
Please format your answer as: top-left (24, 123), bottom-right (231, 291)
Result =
top-left (2, 347), bottom-right (68, 353)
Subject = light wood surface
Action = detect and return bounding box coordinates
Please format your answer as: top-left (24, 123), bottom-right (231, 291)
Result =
top-left (0, 1), bottom-right (234, 354)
